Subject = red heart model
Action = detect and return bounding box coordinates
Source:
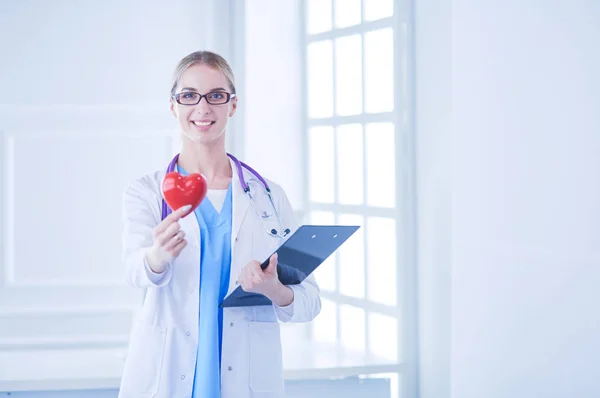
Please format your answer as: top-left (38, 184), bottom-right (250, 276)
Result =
top-left (162, 172), bottom-right (207, 216)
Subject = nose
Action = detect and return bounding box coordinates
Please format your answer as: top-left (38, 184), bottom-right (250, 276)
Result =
top-left (196, 97), bottom-right (212, 114)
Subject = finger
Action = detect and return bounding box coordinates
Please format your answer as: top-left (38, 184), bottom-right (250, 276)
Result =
top-left (243, 267), bottom-right (255, 289)
top-left (164, 230), bottom-right (185, 251)
top-left (155, 205), bottom-right (191, 234)
top-left (156, 222), bottom-right (181, 246)
top-left (153, 217), bottom-right (179, 239)
top-left (250, 265), bottom-right (264, 285)
top-left (249, 261), bottom-right (263, 280)
top-left (236, 268), bottom-right (248, 286)
top-left (239, 262), bottom-right (255, 283)
top-left (169, 239), bottom-right (187, 257)
top-left (247, 265), bottom-right (260, 281)
top-left (266, 253), bottom-right (278, 273)
top-left (252, 271), bottom-right (263, 285)
top-left (250, 260), bottom-right (262, 274)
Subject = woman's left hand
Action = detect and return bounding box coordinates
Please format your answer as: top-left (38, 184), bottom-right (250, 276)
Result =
top-left (237, 253), bottom-right (293, 306)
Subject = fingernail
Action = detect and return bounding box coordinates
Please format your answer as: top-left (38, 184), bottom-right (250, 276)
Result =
top-left (181, 204), bottom-right (192, 212)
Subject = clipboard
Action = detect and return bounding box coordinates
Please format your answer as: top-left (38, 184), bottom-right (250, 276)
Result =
top-left (219, 224), bottom-right (360, 308)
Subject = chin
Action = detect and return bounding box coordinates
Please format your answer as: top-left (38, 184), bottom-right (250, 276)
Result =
top-left (181, 128), bottom-right (225, 145)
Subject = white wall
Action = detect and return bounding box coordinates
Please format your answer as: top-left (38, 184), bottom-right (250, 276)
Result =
top-left (414, 0), bottom-right (452, 397)
top-left (451, 1), bottom-right (600, 397)
top-left (243, 0), bottom-right (304, 211)
top-left (0, 0), bottom-right (210, 108)
top-left (0, 0), bottom-right (228, 352)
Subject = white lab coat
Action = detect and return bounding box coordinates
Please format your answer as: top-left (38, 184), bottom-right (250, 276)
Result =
top-left (118, 157), bottom-right (321, 398)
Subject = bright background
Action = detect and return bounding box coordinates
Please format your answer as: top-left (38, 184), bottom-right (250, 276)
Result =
top-left (1, 1), bottom-right (599, 397)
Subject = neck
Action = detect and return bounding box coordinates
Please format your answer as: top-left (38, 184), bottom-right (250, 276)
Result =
top-left (178, 142), bottom-right (232, 184)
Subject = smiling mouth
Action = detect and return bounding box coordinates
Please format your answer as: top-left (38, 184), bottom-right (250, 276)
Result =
top-left (192, 121), bottom-right (215, 127)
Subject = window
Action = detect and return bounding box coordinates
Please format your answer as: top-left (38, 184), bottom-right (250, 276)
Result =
top-left (302, 0), bottom-right (416, 396)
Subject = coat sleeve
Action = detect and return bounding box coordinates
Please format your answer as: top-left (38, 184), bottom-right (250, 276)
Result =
top-left (271, 185), bottom-right (322, 323)
top-left (122, 177), bottom-right (173, 288)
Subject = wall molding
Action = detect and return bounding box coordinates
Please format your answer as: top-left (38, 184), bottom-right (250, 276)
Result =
top-left (0, 335), bottom-right (131, 351)
top-left (0, 305), bottom-right (134, 318)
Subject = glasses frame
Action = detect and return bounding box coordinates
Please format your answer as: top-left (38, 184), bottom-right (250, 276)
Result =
top-left (171, 91), bottom-right (237, 106)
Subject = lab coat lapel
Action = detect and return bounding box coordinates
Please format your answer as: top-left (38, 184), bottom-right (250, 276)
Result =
top-left (230, 157), bottom-right (250, 249)
top-left (227, 157), bottom-right (251, 296)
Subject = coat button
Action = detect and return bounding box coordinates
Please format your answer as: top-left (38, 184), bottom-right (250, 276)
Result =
top-left (230, 322), bottom-right (234, 327)
top-left (186, 331), bottom-right (191, 336)
top-left (228, 366), bottom-right (233, 371)
top-left (181, 375), bottom-right (186, 380)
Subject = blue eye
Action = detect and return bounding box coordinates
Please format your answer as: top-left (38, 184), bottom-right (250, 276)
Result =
top-left (209, 92), bottom-right (225, 100)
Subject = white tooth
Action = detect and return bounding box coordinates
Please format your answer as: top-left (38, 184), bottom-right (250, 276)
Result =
top-left (193, 121), bottom-right (211, 126)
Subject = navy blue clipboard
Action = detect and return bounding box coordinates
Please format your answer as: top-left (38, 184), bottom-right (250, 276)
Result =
top-left (219, 225), bottom-right (360, 308)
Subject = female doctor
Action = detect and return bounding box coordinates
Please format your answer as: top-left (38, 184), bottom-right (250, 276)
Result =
top-left (118, 51), bottom-right (321, 398)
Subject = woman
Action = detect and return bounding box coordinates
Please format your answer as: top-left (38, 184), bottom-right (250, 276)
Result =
top-left (119, 51), bottom-right (321, 398)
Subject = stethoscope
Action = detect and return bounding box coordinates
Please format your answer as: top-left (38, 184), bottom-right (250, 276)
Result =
top-left (161, 153), bottom-right (291, 238)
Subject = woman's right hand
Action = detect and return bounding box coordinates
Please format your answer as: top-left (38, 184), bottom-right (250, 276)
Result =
top-left (145, 204), bottom-right (192, 273)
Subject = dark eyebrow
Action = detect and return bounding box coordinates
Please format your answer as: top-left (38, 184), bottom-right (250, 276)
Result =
top-left (180, 87), bottom-right (227, 92)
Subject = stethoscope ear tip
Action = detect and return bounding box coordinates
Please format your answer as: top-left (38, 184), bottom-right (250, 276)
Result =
top-left (270, 228), bottom-right (291, 237)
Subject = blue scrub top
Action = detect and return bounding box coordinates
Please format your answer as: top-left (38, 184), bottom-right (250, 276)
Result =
top-left (178, 166), bottom-right (233, 398)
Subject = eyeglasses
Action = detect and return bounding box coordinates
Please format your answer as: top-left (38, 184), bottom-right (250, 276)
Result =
top-left (171, 91), bottom-right (236, 105)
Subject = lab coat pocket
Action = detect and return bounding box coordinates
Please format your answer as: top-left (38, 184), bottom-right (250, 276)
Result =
top-left (120, 321), bottom-right (167, 396)
top-left (248, 321), bottom-right (285, 393)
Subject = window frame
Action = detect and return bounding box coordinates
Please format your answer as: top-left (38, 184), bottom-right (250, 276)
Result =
top-left (299, 1), bottom-right (418, 397)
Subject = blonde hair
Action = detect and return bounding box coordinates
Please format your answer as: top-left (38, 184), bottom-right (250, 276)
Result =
top-left (170, 51), bottom-right (236, 96)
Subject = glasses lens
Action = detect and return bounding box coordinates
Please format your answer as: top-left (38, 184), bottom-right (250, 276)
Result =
top-left (206, 92), bottom-right (230, 104)
top-left (177, 92), bottom-right (200, 105)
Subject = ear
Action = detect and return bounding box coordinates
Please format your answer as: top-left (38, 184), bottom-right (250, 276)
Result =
top-left (228, 97), bottom-right (238, 118)
top-left (169, 99), bottom-right (177, 118)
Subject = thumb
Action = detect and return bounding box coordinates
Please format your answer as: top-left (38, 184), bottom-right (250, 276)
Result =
top-left (266, 252), bottom-right (278, 273)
